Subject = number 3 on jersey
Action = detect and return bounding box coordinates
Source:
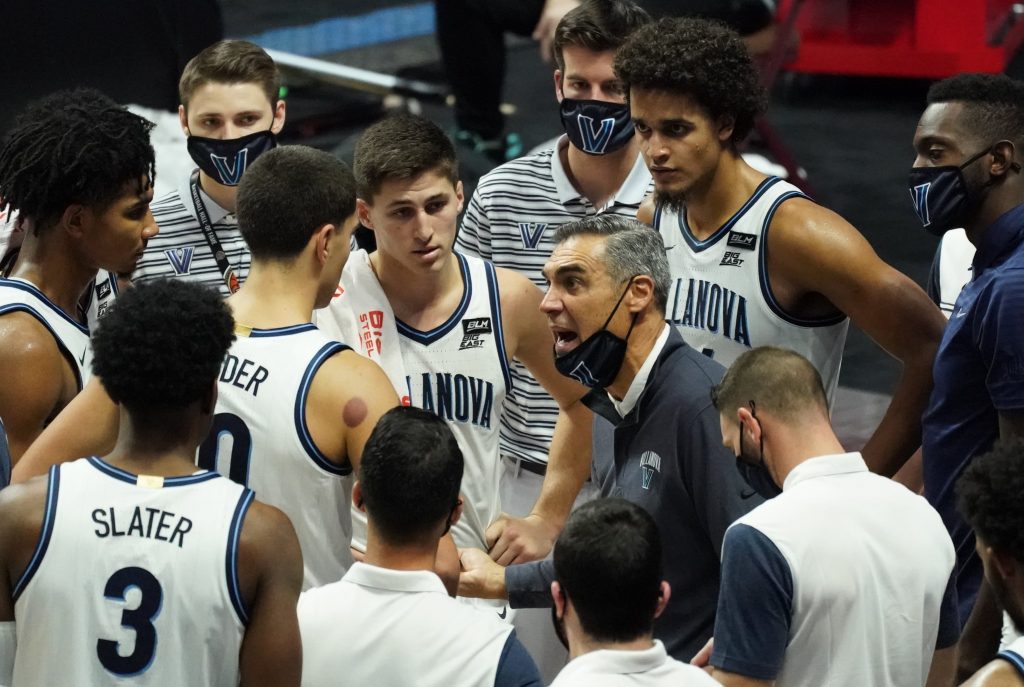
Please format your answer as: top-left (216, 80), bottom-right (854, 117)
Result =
top-left (97, 566), bottom-right (163, 676)
top-left (197, 412), bottom-right (253, 485)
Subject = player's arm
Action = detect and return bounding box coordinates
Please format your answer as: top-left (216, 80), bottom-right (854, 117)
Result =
top-left (236, 500), bottom-right (304, 687)
top-left (959, 657), bottom-right (1019, 687)
top-left (0, 476), bottom-right (50, 621)
top-left (487, 269), bottom-right (592, 565)
top-left (0, 314), bottom-right (72, 465)
top-left (305, 349), bottom-right (400, 473)
top-left (767, 199), bottom-right (945, 477)
top-left (636, 194), bottom-right (656, 225)
top-left (12, 377), bottom-right (119, 484)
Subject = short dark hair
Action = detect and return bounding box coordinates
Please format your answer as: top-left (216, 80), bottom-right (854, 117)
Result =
top-left (179, 39), bottom-right (281, 110)
top-left (614, 17), bottom-right (766, 143)
top-left (927, 73), bottom-right (1024, 148)
top-left (92, 280), bottom-right (235, 416)
top-left (354, 114), bottom-right (458, 201)
top-left (554, 498), bottom-right (662, 642)
top-left (958, 437), bottom-right (1024, 562)
top-left (359, 406), bottom-right (464, 546)
top-left (711, 346), bottom-right (828, 423)
top-left (552, 0), bottom-right (651, 70)
top-left (0, 88), bottom-right (155, 235)
top-left (237, 146), bottom-right (357, 260)
top-left (554, 215), bottom-right (670, 312)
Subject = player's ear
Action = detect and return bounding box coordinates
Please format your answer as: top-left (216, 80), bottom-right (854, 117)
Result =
top-left (356, 199), bottom-right (375, 232)
top-left (61, 204), bottom-right (89, 238)
top-left (991, 546), bottom-right (1018, 581)
top-left (450, 498), bottom-right (463, 527)
top-left (455, 180), bottom-right (465, 215)
top-left (352, 481), bottom-right (366, 511)
top-left (653, 581), bottom-right (671, 619)
top-left (716, 114), bottom-right (735, 144)
top-left (314, 223), bottom-right (335, 266)
top-left (553, 69), bottom-right (564, 103)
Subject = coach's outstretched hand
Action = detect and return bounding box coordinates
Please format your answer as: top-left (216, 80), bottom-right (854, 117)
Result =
top-left (457, 548), bottom-right (508, 600)
top-left (486, 513), bottom-right (559, 566)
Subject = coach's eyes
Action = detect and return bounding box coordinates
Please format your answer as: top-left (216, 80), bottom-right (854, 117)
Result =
top-left (633, 122), bottom-right (650, 134)
top-left (926, 148), bottom-right (945, 162)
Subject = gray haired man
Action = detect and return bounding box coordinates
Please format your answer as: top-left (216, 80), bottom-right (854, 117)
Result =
top-left (458, 215), bottom-right (759, 662)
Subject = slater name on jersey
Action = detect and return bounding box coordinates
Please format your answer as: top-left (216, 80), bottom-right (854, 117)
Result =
top-left (407, 373), bottom-right (496, 429)
top-left (92, 506), bottom-right (193, 548)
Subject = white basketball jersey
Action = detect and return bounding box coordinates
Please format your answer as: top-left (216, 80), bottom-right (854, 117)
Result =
top-left (350, 255), bottom-right (512, 552)
top-left (197, 323), bottom-right (354, 589)
top-left (654, 177), bottom-right (849, 401)
top-left (13, 458), bottom-right (250, 686)
top-left (0, 277), bottom-right (92, 389)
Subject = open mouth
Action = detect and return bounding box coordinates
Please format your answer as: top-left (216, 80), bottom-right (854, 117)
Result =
top-left (414, 246), bottom-right (441, 261)
top-left (553, 329), bottom-right (579, 356)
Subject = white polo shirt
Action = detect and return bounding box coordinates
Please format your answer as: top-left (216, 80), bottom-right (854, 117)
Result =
top-left (710, 452), bottom-right (959, 687)
top-left (550, 641), bottom-right (718, 686)
top-left (297, 562), bottom-right (540, 687)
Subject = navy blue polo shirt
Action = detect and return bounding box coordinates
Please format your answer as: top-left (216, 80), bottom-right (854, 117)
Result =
top-left (922, 202), bottom-right (1024, 624)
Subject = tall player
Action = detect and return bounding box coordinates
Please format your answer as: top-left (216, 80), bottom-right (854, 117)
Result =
top-left (624, 18), bottom-right (945, 477)
top-left (0, 88), bottom-right (158, 464)
top-left (0, 280), bottom-right (303, 686)
top-left (317, 114), bottom-right (592, 568)
top-left (12, 147), bottom-right (400, 591)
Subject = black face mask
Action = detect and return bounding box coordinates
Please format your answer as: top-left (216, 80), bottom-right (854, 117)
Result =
top-left (907, 146), bottom-right (992, 237)
top-left (735, 402), bottom-right (781, 500)
top-left (559, 98), bottom-right (635, 156)
top-left (554, 279), bottom-right (636, 389)
top-left (550, 592), bottom-right (570, 651)
top-left (187, 129), bottom-right (277, 186)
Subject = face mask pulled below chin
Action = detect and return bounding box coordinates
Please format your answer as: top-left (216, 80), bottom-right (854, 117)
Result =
top-left (907, 147), bottom-right (990, 237)
top-left (553, 281), bottom-right (635, 389)
top-left (559, 98), bottom-right (634, 156)
top-left (187, 129), bottom-right (277, 186)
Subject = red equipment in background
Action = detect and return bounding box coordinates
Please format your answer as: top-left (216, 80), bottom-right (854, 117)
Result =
top-left (778, 0), bottom-right (1024, 77)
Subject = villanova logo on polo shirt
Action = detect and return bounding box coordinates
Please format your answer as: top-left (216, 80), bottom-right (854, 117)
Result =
top-left (164, 247), bottom-right (195, 275)
top-left (640, 451), bottom-right (662, 490)
top-left (519, 223), bottom-right (547, 250)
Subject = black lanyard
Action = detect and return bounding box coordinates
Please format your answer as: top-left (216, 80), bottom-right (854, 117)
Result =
top-left (189, 171), bottom-right (239, 294)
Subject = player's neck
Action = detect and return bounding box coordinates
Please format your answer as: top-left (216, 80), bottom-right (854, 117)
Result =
top-left (564, 137), bottom-right (640, 209)
top-left (197, 170), bottom-right (238, 213)
top-left (105, 411), bottom-right (206, 477)
top-left (363, 530), bottom-right (440, 573)
top-left (9, 232), bottom-right (99, 317)
top-left (683, 152), bottom-right (766, 240)
top-left (369, 249), bottom-right (463, 321)
top-left (228, 262), bottom-right (315, 329)
top-left (606, 314), bottom-right (666, 402)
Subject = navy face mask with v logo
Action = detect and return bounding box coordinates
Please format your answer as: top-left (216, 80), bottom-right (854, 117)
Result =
top-left (559, 98), bottom-right (635, 156)
top-left (187, 129), bottom-right (277, 186)
top-left (907, 146), bottom-right (991, 237)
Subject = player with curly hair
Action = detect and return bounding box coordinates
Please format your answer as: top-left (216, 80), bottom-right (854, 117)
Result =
top-left (625, 18), bottom-right (945, 481)
top-left (0, 88), bottom-right (159, 464)
top-left (0, 279), bottom-right (303, 686)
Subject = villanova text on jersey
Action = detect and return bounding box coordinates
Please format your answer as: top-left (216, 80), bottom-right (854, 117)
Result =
top-left (406, 372), bottom-right (496, 429)
top-left (666, 278), bottom-right (752, 347)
